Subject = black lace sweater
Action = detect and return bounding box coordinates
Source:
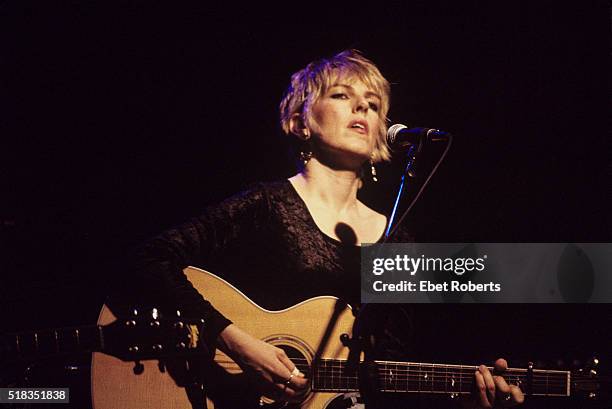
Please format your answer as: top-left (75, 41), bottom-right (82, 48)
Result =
top-left (125, 180), bottom-right (412, 349)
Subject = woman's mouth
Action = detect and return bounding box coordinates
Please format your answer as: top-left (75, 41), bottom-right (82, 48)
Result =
top-left (348, 120), bottom-right (368, 134)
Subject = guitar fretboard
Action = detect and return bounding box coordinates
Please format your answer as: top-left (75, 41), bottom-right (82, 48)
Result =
top-left (1, 326), bottom-right (102, 360)
top-left (312, 359), bottom-right (570, 397)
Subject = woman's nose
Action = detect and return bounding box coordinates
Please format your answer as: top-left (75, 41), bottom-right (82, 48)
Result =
top-left (354, 97), bottom-right (369, 113)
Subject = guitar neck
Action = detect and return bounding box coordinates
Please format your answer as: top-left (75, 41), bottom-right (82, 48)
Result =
top-left (313, 359), bottom-right (571, 397)
top-left (2, 325), bottom-right (103, 361)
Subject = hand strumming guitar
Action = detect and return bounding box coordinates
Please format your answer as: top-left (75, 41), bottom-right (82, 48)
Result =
top-left (217, 324), bottom-right (307, 400)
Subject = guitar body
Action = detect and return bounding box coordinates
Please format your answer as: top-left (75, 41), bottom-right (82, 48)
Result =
top-left (91, 267), bottom-right (355, 409)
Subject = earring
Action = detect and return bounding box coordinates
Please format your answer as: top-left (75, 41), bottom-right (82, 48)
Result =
top-left (300, 150), bottom-right (312, 166)
top-left (300, 129), bottom-right (312, 166)
top-left (370, 159), bottom-right (378, 182)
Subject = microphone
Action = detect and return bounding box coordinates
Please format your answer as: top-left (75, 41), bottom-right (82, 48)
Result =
top-left (387, 124), bottom-right (451, 150)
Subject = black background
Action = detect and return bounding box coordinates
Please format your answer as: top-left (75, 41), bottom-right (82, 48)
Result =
top-left (1, 1), bottom-right (611, 406)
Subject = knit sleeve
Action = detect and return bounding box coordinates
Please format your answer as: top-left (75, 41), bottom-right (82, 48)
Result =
top-left (123, 184), bottom-right (271, 346)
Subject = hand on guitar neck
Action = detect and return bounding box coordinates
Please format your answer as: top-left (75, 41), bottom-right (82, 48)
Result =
top-left (217, 324), bottom-right (308, 401)
top-left (464, 358), bottom-right (525, 408)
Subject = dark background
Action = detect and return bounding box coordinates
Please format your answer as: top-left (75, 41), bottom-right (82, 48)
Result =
top-left (1, 1), bottom-right (611, 407)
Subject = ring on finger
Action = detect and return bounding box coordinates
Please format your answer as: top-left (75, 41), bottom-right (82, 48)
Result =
top-left (285, 373), bottom-right (294, 386)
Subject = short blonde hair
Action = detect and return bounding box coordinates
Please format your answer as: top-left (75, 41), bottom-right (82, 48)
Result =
top-left (279, 50), bottom-right (391, 163)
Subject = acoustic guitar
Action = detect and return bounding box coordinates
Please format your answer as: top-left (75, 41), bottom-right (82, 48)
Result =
top-left (90, 267), bottom-right (602, 409)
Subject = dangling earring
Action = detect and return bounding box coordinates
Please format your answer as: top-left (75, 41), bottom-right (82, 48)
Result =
top-left (370, 158), bottom-right (378, 182)
top-left (299, 129), bottom-right (312, 166)
top-left (300, 150), bottom-right (312, 166)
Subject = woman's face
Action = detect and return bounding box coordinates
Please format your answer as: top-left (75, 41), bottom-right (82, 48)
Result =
top-left (308, 78), bottom-right (382, 167)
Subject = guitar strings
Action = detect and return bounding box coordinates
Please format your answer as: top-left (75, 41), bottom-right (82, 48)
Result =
top-left (214, 357), bottom-right (569, 379)
top-left (212, 359), bottom-right (569, 389)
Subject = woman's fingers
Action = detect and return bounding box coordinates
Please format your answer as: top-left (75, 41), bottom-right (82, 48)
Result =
top-left (478, 365), bottom-right (496, 407)
top-left (275, 348), bottom-right (307, 389)
top-left (474, 370), bottom-right (492, 408)
top-left (473, 358), bottom-right (524, 408)
top-left (494, 358), bottom-right (508, 373)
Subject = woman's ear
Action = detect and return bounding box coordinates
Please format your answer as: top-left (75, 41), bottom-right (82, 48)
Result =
top-left (289, 113), bottom-right (310, 140)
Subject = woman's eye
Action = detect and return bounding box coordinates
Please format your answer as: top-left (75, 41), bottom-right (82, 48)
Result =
top-left (369, 102), bottom-right (379, 112)
top-left (331, 93), bottom-right (348, 99)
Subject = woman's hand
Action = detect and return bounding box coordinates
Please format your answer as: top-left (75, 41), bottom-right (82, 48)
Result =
top-left (466, 358), bottom-right (524, 408)
top-left (217, 324), bottom-right (307, 400)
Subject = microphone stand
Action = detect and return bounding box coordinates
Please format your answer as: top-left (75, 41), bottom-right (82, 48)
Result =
top-left (344, 145), bottom-right (422, 408)
top-left (342, 303), bottom-right (381, 409)
top-left (384, 132), bottom-right (453, 241)
top-left (345, 133), bottom-right (452, 407)
top-left (384, 144), bottom-right (419, 241)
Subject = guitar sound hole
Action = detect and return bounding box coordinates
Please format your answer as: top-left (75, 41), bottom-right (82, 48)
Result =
top-left (326, 393), bottom-right (364, 409)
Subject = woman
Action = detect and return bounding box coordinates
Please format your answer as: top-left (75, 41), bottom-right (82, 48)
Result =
top-left (125, 50), bottom-right (523, 408)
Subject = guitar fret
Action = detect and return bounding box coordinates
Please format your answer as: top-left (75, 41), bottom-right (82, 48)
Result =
top-left (397, 362), bottom-right (402, 391)
top-left (321, 361), bottom-right (329, 389)
top-left (393, 362), bottom-right (399, 391)
top-left (385, 362), bottom-right (390, 392)
top-left (382, 361), bottom-right (387, 391)
top-left (431, 363), bottom-right (437, 392)
top-left (15, 334), bottom-right (21, 354)
top-left (333, 358), bottom-right (337, 389)
top-left (34, 332), bottom-right (39, 352)
top-left (420, 363), bottom-right (426, 392)
top-left (405, 363), bottom-right (412, 392)
top-left (393, 361), bottom-right (398, 392)
top-left (384, 362), bottom-right (389, 391)
top-left (398, 362), bottom-right (403, 391)
top-left (322, 360), bottom-right (327, 390)
top-left (445, 364), bottom-right (449, 394)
